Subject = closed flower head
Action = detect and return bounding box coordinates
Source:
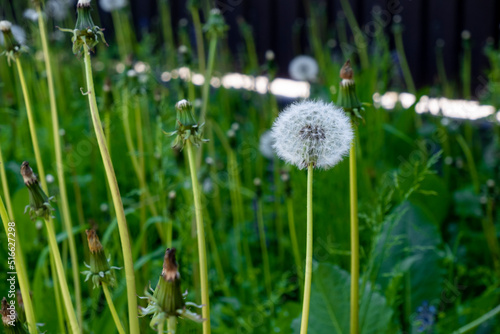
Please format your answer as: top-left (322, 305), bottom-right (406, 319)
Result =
top-left (271, 100), bottom-right (353, 169)
top-left (337, 59), bottom-right (364, 120)
top-left (0, 20), bottom-right (27, 65)
top-left (165, 99), bottom-right (208, 150)
top-left (21, 162), bottom-right (54, 221)
top-left (82, 229), bottom-right (120, 288)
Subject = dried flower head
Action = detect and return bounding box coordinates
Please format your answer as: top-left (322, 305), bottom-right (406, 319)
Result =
top-left (82, 229), bottom-right (121, 288)
top-left (1, 297), bottom-right (25, 333)
top-left (0, 21), bottom-right (28, 65)
top-left (57, 0), bottom-right (107, 55)
top-left (288, 55), bottom-right (318, 82)
top-left (139, 248), bottom-right (204, 330)
top-left (337, 60), bottom-right (364, 120)
top-left (164, 99), bottom-right (208, 150)
top-left (20, 162), bottom-right (54, 220)
top-left (99, 0), bottom-right (127, 12)
top-left (271, 100), bottom-right (353, 169)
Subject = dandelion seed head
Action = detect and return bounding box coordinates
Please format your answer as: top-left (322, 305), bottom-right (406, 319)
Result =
top-left (78, 0), bottom-right (92, 8)
top-left (46, 174), bottom-right (55, 183)
top-left (23, 9), bottom-right (39, 22)
top-left (46, 0), bottom-right (71, 21)
top-left (288, 55), bottom-right (319, 82)
top-left (259, 130), bottom-right (276, 159)
top-left (265, 50), bottom-right (275, 61)
top-left (271, 100), bottom-right (353, 170)
top-left (461, 30), bottom-right (471, 40)
top-left (0, 21), bottom-right (12, 32)
top-left (0, 23), bottom-right (25, 46)
top-left (99, 0), bottom-right (127, 12)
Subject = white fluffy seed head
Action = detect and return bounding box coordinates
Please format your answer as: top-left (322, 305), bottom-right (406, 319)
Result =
top-left (99, 0), bottom-right (127, 12)
top-left (271, 100), bottom-right (353, 170)
top-left (288, 55), bottom-right (319, 82)
top-left (259, 130), bottom-right (275, 159)
top-left (78, 0), bottom-right (92, 7)
top-left (0, 20), bottom-right (12, 32)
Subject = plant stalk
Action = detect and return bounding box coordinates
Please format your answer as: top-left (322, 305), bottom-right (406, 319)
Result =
top-left (300, 163), bottom-right (314, 334)
top-left (186, 140), bottom-right (211, 334)
top-left (36, 4), bottom-right (82, 323)
top-left (350, 127), bottom-right (359, 334)
top-left (83, 43), bottom-right (140, 334)
top-left (200, 37), bottom-right (217, 123)
top-left (256, 196), bottom-right (272, 296)
top-left (102, 283), bottom-right (126, 334)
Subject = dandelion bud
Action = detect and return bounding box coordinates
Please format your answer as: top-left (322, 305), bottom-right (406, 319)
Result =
top-left (21, 162), bottom-right (54, 221)
top-left (164, 99), bottom-right (208, 150)
top-left (0, 20), bottom-right (27, 65)
top-left (254, 178), bottom-right (262, 198)
top-left (203, 8), bottom-right (228, 39)
top-left (57, 0), bottom-right (107, 55)
top-left (1, 297), bottom-right (26, 333)
top-left (139, 248), bottom-right (204, 330)
top-left (271, 100), bottom-right (353, 169)
top-left (82, 229), bottom-right (120, 288)
top-left (337, 60), bottom-right (364, 120)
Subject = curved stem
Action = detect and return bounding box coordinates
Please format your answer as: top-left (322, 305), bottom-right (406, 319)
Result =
top-left (350, 127), bottom-right (359, 334)
top-left (0, 197), bottom-right (37, 334)
top-left (300, 163), bottom-right (314, 334)
top-left (44, 218), bottom-right (80, 333)
top-left (36, 5), bottom-right (82, 324)
top-left (102, 283), bottom-right (126, 334)
top-left (15, 59), bottom-right (47, 191)
top-left (393, 29), bottom-right (416, 94)
top-left (338, 0), bottom-right (369, 69)
top-left (83, 44), bottom-right (140, 334)
top-left (186, 140), bottom-right (211, 334)
top-left (453, 304), bottom-right (500, 334)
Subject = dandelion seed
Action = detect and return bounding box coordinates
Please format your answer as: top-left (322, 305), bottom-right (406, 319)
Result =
top-left (99, 0), bottom-right (127, 12)
top-left (288, 55), bottom-right (318, 82)
top-left (271, 100), bottom-right (353, 169)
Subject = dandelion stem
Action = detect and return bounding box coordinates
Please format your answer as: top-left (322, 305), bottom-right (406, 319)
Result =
top-left (190, 7), bottom-right (206, 74)
top-left (157, 320), bottom-right (164, 333)
top-left (300, 163), bottom-right (314, 334)
top-left (393, 28), bottom-right (416, 95)
top-left (36, 4), bottom-right (82, 324)
top-left (339, 0), bottom-right (369, 69)
top-left (286, 196), bottom-right (303, 285)
top-left (256, 196), bottom-right (272, 296)
top-left (102, 283), bottom-right (126, 334)
top-left (452, 304), bottom-right (500, 334)
top-left (83, 43), bottom-right (140, 334)
top-left (0, 196), bottom-right (37, 334)
top-left (186, 139), bottom-right (211, 334)
top-left (200, 37), bottom-right (217, 123)
top-left (15, 58), bottom-right (47, 191)
top-left (167, 316), bottom-right (177, 333)
top-left (349, 125), bottom-right (359, 334)
top-left (44, 217), bottom-right (80, 333)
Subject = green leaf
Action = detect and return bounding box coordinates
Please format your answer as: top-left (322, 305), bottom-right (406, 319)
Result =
top-left (291, 263), bottom-right (393, 334)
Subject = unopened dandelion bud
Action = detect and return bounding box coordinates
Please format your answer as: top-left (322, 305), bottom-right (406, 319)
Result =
top-left (1, 297), bottom-right (26, 334)
top-left (203, 8), bottom-right (228, 39)
top-left (164, 99), bottom-right (208, 150)
top-left (21, 162), bottom-right (54, 221)
top-left (57, 0), bottom-right (107, 55)
top-left (139, 248), bottom-right (204, 330)
top-left (82, 229), bottom-right (120, 288)
top-left (0, 20), bottom-right (27, 65)
top-left (337, 60), bottom-right (364, 120)
top-left (254, 178), bottom-right (262, 198)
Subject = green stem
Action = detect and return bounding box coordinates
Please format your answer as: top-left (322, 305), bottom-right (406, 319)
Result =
top-left (300, 163), bottom-right (314, 334)
top-left (0, 197), bottom-right (37, 334)
top-left (452, 304), bottom-right (500, 334)
top-left (186, 140), bottom-right (211, 334)
top-left (167, 316), bottom-right (177, 333)
top-left (44, 218), bottom-right (80, 333)
top-left (350, 127), bottom-right (359, 334)
top-left (190, 7), bottom-right (206, 74)
top-left (200, 37), bottom-right (217, 123)
top-left (393, 29), bottom-right (416, 94)
top-left (456, 135), bottom-right (480, 194)
top-left (339, 0), bottom-right (369, 69)
top-left (102, 283), bottom-right (126, 334)
top-left (158, 319), bottom-right (164, 333)
top-left (256, 196), bottom-right (272, 296)
top-left (83, 44), bottom-right (140, 334)
top-left (36, 4), bottom-right (81, 324)
top-left (15, 59), bottom-right (47, 191)
top-left (286, 197), bottom-right (303, 287)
